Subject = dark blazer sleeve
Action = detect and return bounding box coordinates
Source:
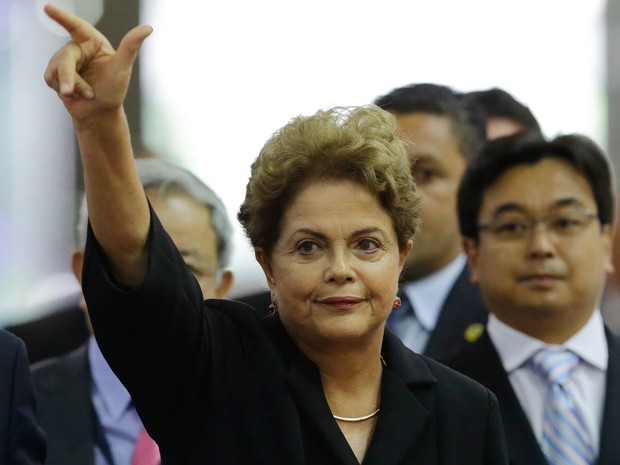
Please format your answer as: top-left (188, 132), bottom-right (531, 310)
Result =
top-left (82, 209), bottom-right (267, 457)
top-left (0, 330), bottom-right (46, 465)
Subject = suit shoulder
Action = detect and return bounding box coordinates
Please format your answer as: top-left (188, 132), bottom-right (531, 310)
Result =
top-left (32, 344), bottom-right (89, 389)
top-left (0, 327), bottom-right (20, 349)
top-left (233, 290), bottom-right (271, 317)
top-left (0, 329), bottom-right (23, 365)
top-left (422, 354), bottom-right (495, 403)
top-left (439, 337), bottom-right (493, 378)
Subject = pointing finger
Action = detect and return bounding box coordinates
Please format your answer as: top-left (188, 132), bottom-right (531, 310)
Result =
top-left (44, 3), bottom-right (106, 44)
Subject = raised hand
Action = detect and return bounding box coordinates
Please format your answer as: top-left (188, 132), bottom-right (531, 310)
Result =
top-left (43, 4), bottom-right (152, 120)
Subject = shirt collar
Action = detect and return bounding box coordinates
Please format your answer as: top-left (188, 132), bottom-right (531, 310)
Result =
top-left (401, 253), bottom-right (467, 331)
top-left (88, 336), bottom-right (133, 420)
top-left (487, 310), bottom-right (608, 373)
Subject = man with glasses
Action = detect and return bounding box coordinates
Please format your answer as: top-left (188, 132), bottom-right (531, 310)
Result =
top-left (443, 133), bottom-right (620, 464)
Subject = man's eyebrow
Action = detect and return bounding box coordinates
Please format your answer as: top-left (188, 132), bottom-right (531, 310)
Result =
top-left (490, 203), bottom-right (526, 217)
top-left (553, 197), bottom-right (588, 209)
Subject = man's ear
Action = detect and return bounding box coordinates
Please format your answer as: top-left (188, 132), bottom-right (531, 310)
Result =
top-left (71, 250), bottom-right (89, 314)
top-left (602, 224), bottom-right (616, 275)
top-left (462, 238), bottom-right (480, 284)
top-left (71, 251), bottom-right (85, 285)
top-left (215, 270), bottom-right (234, 299)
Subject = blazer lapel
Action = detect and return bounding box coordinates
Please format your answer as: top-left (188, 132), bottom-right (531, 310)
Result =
top-left (275, 319), bottom-right (434, 465)
top-left (363, 332), bottom-right (435, 464)
top-left (597, 328), bottom-right (620, 465)
top-left (284, 356), bottom-right (360, 465)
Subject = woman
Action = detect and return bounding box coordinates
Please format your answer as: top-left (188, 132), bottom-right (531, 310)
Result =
top-left (43, 5), bottom-right (507, 464)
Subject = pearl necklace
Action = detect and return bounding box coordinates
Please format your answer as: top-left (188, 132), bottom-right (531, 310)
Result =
top-left (332, 407), bottom-right (380, 422)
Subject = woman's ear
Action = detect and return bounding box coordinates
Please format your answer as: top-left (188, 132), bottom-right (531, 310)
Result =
top-left (255, 248), bottom-right (276, 288)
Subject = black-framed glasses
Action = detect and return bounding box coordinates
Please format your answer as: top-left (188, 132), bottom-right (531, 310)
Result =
top-left (478, 209), bottom-right (599, 242)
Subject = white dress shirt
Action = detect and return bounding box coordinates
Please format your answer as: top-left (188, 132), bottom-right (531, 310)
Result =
top-left (487, 311), bottom-right (608, 453)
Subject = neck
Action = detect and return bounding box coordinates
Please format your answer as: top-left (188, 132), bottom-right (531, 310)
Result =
top-left (494, 307), bottom-right (596, 344)
top-left (311, 341), bottom-right (384, 421)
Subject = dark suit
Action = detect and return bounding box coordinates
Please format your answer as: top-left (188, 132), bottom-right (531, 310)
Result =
top-left (31, 345), bottom-right (94, 465)
top-left (442, 330), bottom-right (620, 465)
top-left (6, 305), bottom-right (89, 364)
top-left (83, 211), bottom-right (508, 464)
top-left (0, 329), bottom-right (46, 464)
top-left (421, 265), bottom-right (488, 360)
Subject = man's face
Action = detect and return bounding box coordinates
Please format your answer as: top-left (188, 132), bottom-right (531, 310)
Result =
top-left (393, 112), bottom-right (467, 281)
top-left (464, 158), bottom-right (613, 342)
top-left (147, 190), bottom-right (230, 299)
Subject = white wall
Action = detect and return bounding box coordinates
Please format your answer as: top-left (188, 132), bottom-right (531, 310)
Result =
top-left (139, 0), bottom-right (608, 297)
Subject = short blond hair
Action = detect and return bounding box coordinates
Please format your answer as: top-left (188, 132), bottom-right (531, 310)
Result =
top-left (238, 105), bottom-right (420, 256)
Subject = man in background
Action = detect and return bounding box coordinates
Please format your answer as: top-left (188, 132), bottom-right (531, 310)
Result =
top-left (32, 158), bottom-right (234, 465)
top-left (0, 328), bottom-right (46, 463)
top-left (445, 133), bottom-right (620, 464)
top-left (464, 87), bottom-right (542, 140)
top-left (373, 83), bottom-right (488, 360)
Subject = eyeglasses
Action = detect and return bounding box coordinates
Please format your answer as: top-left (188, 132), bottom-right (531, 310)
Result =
top-left (478, 209), bottom-right (599, 242)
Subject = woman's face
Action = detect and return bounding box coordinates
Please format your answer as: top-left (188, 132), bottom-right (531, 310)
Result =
top-left (256, 180), bottom-right (411, 351)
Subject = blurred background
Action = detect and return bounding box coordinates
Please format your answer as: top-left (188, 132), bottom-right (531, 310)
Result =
top-left (1, 0), bottom-right (618, 325)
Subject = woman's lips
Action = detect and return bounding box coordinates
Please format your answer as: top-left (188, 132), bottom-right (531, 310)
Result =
top-left (318, 296), bottom-right (364, 309)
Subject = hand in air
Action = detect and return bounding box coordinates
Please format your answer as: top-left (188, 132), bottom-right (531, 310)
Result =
top-left (43, 4), bottom-right (152, 119)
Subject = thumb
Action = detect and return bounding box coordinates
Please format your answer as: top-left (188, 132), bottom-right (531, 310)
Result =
top-left (114, 25), bottom-right (153, 70)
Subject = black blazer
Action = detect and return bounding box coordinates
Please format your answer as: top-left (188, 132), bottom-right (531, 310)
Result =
top-left (442, 330), bottom-right (620, 465)
top-left (83, 211), bottom-right (508, 465)
top-left (31, 345), bottom-right (95, 465)
top-left (0, 329), bottom-right (46, 464)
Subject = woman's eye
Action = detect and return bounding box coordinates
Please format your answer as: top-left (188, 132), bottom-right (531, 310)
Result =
top-left (297, 240), bottom-right (320, 255)
top-left (357, 238), bottom-right (380, 253)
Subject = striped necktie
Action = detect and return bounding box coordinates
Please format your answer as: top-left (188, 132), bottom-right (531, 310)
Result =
top-left (528, 348), bottom-right (596, 465)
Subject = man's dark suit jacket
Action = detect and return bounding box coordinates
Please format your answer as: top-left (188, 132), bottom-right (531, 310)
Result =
top-left (6, 305), bottom-right (89, 363)
top-left (237, 265), bottom-right (489, 361)
top-left (0, 329), bottom-right (46, 464)
top-left (419, 265), bottom-right (488, 360)
top-left (31, 345), bottom-right (94, 465)
top-left (442, 330), bottom-right (620, 465)
top-left (83, 210), bottom-right (508, 465)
